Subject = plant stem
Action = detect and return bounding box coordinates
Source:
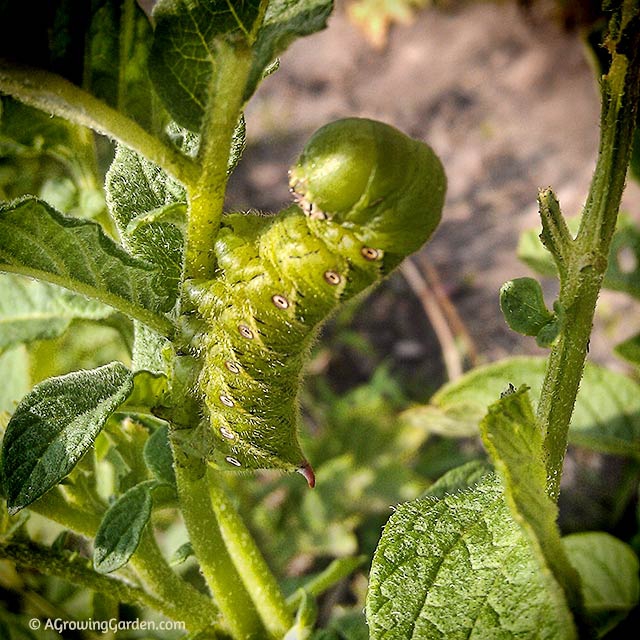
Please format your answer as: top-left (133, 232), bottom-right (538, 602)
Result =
top-left (133, 529), bottom-right (220, 631)
top-left (185, 42), bottom-right (253, 280)
top-left (0, 540), bottom-right (165, 613)
top-left (0, 61), bottom-right (199, 186)
top-left (207, 469), bottom-right (293, 637)
top-left (172, 459), bottom-right (265, 639)
top-left (29, 489), bottom-right (218, 631)
top-left (537, 5), bottom-right (640, 501)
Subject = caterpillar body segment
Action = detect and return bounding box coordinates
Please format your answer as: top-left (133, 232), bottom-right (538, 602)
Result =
top-left (191, 118), bottom-right (446, 484)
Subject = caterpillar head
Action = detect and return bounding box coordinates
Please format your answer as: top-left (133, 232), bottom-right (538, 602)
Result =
top-left (289, 117), bottom-right (446, 263)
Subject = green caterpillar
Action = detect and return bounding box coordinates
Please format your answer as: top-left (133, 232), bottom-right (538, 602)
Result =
top-left (189, 118), bottom-right (446, 485)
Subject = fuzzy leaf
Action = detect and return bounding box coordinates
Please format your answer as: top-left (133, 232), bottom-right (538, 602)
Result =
top-left (0, 274), bottom-right (112, 354)
top-left (402, 356), bottom-right (640, 457)
top-left (0, 362), bottom-right (134, 512)
top-left (499, 277), bottom-right (554, 336)
top-left (0, 197), bottom-right (175, 332)
top-left (422, 459), bottom-right (492, 499)
top-left (148, 0), bottom-right (263, 131)
top-left (366, 474), bottom-right (576, 639)
top-left (93, 480), bottom-right (155, 573)
top-left (480, 388), bottom-right (583, 617)
top-left (105, 144), bottom-right (186, 299)
top-left (246, 0), bottom-right (334, 100)
top-left (143, 425), bottom-right (176, 486)
top-left (563, 532), bottom-right (640, 636)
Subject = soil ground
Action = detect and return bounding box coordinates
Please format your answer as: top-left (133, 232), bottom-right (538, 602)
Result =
top-left (226, 1), bottom-right (640, 395)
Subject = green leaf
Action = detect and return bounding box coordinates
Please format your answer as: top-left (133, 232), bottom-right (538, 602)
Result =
top-left (0, 362), bottom-right (134, 513)
top-left (366, 474), bottom-right (576, 639)
top-left (0, 346), bottom-right (29, 416)
top-left (105, 144), bottom-right (186, 299)
top-left (131, 322), bottom-right (174, 375)
top-left (0, 197), bottom-right (175, 333)
top-left (518, 216), bottom-right (640, 300)
top-left (148, 0), bottom-right (264, 131)
top-left (0, 274), bottom-right (112, 354)
top-left (606, 219), bottom-right (640, 299)
top-left (124, 370), bottom-right (171, 411)
top-left (170, 541), bottom-right (194, 566)
top-left (402, 356), bottom-right (640, 457)
top-left (422, 459), bottom-right (492, 499)
top-left (1, 97), bottom-right (80, 162)
top-left (563, 532), bottom-right (640, 636)
top-left (499, 277), bottom-right (554, 336)
top-left (480, 387), bottom-right (584, 620)
top-left (285, 590), bottom-right (317, 640)
top-left (0, 98), bottom-right (97, 209)
top-left (245, 0), bottom-right (334, 100)
top-left (615, 332), bottom-right (640, 366)
top-left (86, 1), bottom-right (157, 131)
top-left (0, 2), bottom-right (157, 131)
top-left (93, 480), bottom-right (155, 574)
top-left (143, 425), bottom-right (176, 486)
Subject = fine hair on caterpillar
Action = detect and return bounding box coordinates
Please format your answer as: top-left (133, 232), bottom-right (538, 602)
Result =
top-left (189, 117), bottom-right (446, 486)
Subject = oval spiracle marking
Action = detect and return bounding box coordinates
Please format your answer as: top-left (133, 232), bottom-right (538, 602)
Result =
top-left (220, 426), bottom-right (236, 440)
top-left (225, 360), bottom-right (241, 374)
top-left (238, 324), bottom-right (254, 339)
top-left (225, 456), bottom-right (242, 467)
top-left (323, 270), bottom-right (342, 285)
top-left (272, 294), bottom-right (290, 309)
top-left (361, 247), bottom-right (381, 261)
top-left (220, 394), bottom-right (234, 407)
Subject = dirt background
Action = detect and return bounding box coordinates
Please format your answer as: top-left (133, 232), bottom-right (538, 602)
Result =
top-left (226, 1), bottom-right (640, 397)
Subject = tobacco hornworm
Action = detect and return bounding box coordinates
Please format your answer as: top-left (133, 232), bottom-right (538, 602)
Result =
top-left (189, 118), bottom-right (446, 485)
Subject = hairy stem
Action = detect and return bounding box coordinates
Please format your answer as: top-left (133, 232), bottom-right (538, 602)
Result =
top-left (185, 42), bottom-right (253, 280)
top-left (537, 4), bottom-right (640, 501)
top-left (207, 470), bottom-right (293, 637)
top-left (28, 490), bottom-right (217, 631)
top-left (0, 61), bottom-right (199, 186)
top-left (0, 541), bottom-right (165, 613)
top-left (133, 529), bottom-right (220, 631)
top-left (172, 459), bottom-right (265, 639)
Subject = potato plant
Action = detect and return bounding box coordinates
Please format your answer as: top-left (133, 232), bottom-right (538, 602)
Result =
top-left (0, 1), bottom-right (640, 639)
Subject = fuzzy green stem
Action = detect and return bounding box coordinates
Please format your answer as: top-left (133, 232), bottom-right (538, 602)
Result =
top-left (172, 460), bottom-right (265, 639)
top-left (133, 529), bottom-right (220, 631)
top-left (0, 540), bottom-right (165, 613)
top-left (207, 469), bottom-right (293, 637)
top-left (28, 489), bottom-right (217, 631)
top-left (538, 5), bottom-right (640, 501)
top-left (0, 60), bottom-right (199, 186)
top-left (185, 42), bottom-right (253, 280)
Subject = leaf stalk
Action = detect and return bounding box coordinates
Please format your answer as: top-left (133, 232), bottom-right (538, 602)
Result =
top-left (0, 60), bottom-right (200, 186)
